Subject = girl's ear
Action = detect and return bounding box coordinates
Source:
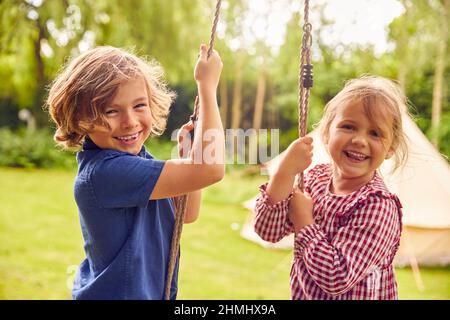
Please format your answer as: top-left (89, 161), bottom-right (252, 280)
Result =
top-left (385, 148), bottom-right (394, 159)
top-left (385, 138), bottom-right (397, 159)
top-left (322, 131), bottom-right (329, 146)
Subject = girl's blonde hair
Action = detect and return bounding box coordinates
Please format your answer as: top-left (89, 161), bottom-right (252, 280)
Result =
top-left (46, 46), bottom-right (176, 149)
top-left (317, 75), bottom-right (409, 172)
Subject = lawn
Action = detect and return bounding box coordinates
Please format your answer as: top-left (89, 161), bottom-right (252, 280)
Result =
top-left (0, 166), bottom-right (449, 300)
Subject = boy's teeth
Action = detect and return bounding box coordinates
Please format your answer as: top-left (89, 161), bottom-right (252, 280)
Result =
top-left (117, 133), bottom-right (138, 140)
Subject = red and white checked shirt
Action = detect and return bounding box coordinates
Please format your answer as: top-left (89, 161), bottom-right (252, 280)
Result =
top-left (254, 164), bottom-right (403, 300)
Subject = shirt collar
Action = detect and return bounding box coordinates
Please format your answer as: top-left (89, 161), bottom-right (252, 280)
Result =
top-left (82, 137), bottom-right (99, 150)
top-left (82, 137), bottom-right (147, 157)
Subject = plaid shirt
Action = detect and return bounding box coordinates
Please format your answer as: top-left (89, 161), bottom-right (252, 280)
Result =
top-left (254, 164), bottom-right (403, 300)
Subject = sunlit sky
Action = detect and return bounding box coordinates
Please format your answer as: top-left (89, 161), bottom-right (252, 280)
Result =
top-left (223, 0), bottom-right (405, 55)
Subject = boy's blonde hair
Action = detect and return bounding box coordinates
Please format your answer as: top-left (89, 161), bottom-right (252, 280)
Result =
top-left (46, 46), bottom-right (176, 149)
top-left (318, 75), bottom-right (409, 172)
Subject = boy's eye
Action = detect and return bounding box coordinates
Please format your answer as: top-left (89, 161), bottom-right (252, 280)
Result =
top-left (105, 109), bottom-right (117, 115)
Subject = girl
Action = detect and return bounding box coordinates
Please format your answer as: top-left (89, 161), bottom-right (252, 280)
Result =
top-left (46, 45), bottom-right (224, 299)
top-left (254, 76), bottom-right (408, 300)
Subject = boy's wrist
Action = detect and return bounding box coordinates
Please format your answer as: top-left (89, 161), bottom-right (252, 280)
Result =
top-left (197, 83), bottom-right (218, 94)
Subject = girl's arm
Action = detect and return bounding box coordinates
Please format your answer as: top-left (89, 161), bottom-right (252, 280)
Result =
top-left (254, 137), bottom-right (313, 242)
top-left (294, 195), bottom-right (401, 296)
top-left (151, 45), bottom-right (225, 200)
top-left (266, 137), bottom-right (313, 203)
top-left (287, 188), bottom-right (314, 233)
top-left (254, 183), bottom-right (295, 242)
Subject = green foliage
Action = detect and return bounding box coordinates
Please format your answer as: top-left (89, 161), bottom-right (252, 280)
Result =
top-left (0, 128), bottom-right (76, 169)
top-left (145, 136), bottom-right (177, 160)
top-left (0, 0), bottom-right (448, 160)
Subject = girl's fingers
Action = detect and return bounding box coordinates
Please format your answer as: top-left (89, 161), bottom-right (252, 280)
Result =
top-left (301, 136), bottom-right (313, 144)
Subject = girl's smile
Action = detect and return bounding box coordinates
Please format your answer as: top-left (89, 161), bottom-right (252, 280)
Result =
top-left (343, 150), bottom-right (370, 162)
top-left (326, 101), bottom-right (394, 194)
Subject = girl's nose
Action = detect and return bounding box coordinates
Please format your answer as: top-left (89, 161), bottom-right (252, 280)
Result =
top-left (351, 134), bottom-right (368, 147)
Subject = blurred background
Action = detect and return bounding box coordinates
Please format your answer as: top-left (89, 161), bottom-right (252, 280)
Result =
top-left (0, 0), bottom-right (449, 299)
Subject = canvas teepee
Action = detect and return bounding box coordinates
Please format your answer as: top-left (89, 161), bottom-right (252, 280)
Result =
top-left (241, 111), bottom-right (450, 267)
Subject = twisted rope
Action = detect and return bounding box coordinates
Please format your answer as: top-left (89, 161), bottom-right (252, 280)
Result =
top-left (207, 0), bottom-right (222, 59)
top-left (164, 0), bottom-right (221, 300)
top-left (297, 0), bottom-right (313, 191)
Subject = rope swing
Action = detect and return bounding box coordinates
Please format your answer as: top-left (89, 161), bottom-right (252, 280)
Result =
top-left (164, 0), bottom-right (222, 300)
top-left (297, 0), bottom-right (313, 191)
top-left (165, 0), bottom-right (312, 299)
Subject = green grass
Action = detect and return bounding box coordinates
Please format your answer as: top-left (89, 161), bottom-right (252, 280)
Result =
top-left (0, 166), bottom-right (449, 300)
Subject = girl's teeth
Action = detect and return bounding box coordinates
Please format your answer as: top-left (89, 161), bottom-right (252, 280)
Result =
top-left (346, 151), bottom-right (367, 160)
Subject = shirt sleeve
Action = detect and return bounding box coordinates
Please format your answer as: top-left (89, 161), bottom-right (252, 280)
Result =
top-left (294, 194), bottom-right (401, 296)
top-left (91, 153), bottom-right (165, 209)
top-left (253, 182), bottom-right (295, 243)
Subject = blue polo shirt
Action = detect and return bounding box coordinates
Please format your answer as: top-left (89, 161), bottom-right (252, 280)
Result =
top-left (72, 138), bottom-right (178, 300)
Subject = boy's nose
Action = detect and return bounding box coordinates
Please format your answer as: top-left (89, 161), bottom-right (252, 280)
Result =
top-left (121, 112), bottom-right (139, 129)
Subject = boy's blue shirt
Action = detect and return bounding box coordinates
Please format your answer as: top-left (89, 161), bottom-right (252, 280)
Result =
top-left (72, 138), bottom-right (178, 300)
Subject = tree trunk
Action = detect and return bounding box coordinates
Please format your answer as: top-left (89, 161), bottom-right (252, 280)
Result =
top-left (219, 79), bottom-right (228, 128)
top-left (396, 0), bottom-right (412, 93)
top-left (252, 67), bottom-right (266, 131)
top-left (431, 0), bottom-right (449, 147)
top-left (249, 65), bottom-right (266, 164)
top-left (32, 18), bottom-right (47, 128)
top-left (231, 53), bottom-right (243, 130)
top-left (230, 52), bottom-right (244, 159)
top-left (396, 24), bottom-right (409, 92)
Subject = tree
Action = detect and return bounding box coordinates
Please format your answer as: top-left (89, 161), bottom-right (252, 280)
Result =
top-left (431, 0), bottom-right (449, 147)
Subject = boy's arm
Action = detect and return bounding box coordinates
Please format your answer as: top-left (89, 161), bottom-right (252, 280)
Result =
top-left (151, 45), bottom-right (224, 200)
top-left (184, 190), bottom-right (202, 223)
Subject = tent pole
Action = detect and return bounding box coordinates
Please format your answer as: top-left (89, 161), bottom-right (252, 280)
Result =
top-left (403, 228), bottom-right (425, 292)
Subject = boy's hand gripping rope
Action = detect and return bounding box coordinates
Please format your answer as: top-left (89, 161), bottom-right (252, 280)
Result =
top-left (164, 0), bottom-right (222, 300)
top-left (298, 0), bottom-right (313, 191)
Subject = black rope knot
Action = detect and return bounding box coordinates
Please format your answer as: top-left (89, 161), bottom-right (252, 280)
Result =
top-left (302, 64), bottom-right (313, 88)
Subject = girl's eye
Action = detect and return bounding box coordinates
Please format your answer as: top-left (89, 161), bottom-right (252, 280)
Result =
top-left (341, 124), bottom-right (354, 130)
top-left (134, 103), bottom-right (147, 109)
top-left (370, 130), bottom-right (381, 138)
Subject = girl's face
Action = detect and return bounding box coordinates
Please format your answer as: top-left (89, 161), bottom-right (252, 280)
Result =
top-left (325, 101), bottom-right (394, 185)
top-left (88, 77), bottom-right (152, 155)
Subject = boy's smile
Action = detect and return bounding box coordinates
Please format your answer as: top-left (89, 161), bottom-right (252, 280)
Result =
top-left (114, 131), bottom-right (142, 144)
top-left (88, 77), bottom-right (152, 155)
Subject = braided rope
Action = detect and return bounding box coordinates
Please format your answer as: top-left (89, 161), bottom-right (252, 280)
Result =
top-left (164, 0), bottom-right (221, 300)
top-left (297, 0), bottom-right (313, 191)
top-left (207, 0), bottom-right (222, 59)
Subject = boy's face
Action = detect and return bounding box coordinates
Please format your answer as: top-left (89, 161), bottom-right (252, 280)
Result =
top-left (325, 101), bottom-right (394, 183)
top-left (88, 77), bottom-right (152, 155)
